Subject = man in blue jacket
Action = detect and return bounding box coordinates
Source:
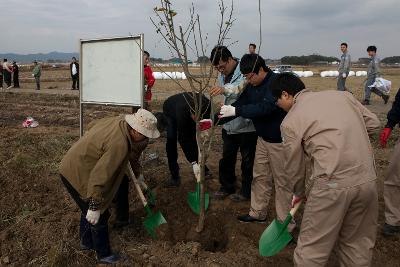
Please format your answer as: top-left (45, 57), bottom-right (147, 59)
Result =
top-left (209, 46), bottom-right (257, 201)
top-left (219, 54), bottom-right (295, 227)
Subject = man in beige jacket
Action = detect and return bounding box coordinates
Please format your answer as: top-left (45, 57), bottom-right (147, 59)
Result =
top-left (60, 109), bottom-right (159, 264)
top-left (271, 73), bottom-right (380, 266)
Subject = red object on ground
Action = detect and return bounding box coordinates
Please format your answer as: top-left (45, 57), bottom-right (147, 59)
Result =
top-left (380, 127), bottom-right (392, 148)
top-left (199, 119), bottom-right (212, 131)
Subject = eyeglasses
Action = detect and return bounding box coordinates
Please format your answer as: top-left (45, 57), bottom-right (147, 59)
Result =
top-left (243, 73), bottom-right (255, 81)
top-left (214, 61), bottom-right (228, 72)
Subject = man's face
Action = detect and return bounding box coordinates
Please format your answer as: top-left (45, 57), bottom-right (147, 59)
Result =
top-left (243, 69), bottom-right (264, 86)
top-left (214, 59), bottom-right (231, 76)
top-left (249, 45), bottom-right (255, 54)
top-left (368, 51), bottom-right (376, 57)
top-left (144, 54), bottom-right (149, 65)
top-left (276, 91), bottom-right (294, 112)
top-left (340, 45), bottom-right (347, 53)
top-left (129, 129), bottom-right (147, 142)
top-left (72, 58), bottom-right (76, 63)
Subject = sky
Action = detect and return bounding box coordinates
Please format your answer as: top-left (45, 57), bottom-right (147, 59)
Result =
top-left (1, 0), bottom-right (399, 60)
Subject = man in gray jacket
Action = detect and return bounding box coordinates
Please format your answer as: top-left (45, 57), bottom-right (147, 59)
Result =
top-left (209, 46), bottom-right (257, 201)
top-left (337, 43), bottom-right (351, 91)
top-left (362, 46), bottom-right (389, 105)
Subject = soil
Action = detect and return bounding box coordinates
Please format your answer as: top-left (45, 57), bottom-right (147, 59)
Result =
top-left (1, 67), bottom-right (400, 266)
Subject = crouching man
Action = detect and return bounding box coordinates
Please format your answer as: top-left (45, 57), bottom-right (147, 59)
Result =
top-left (59, 109), bottom-right (159, 264)
top-left (272, 73), bottom-right (380, 266)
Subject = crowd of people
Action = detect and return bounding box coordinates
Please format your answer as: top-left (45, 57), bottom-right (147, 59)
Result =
top-left (57, 42), bottom-right (399, 265)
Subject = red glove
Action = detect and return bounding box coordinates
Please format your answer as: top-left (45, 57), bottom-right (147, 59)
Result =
top-left (380, 127), bottom-right (392, 148)
top-left (199, 119), bottom-right (212, 131)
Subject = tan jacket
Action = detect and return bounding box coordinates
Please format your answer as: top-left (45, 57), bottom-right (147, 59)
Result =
top-left (280, 90), bottom-right (380, 196)
top-left (60, 116), bottom-right (148, 212)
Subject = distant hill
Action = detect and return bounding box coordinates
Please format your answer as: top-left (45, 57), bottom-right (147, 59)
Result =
top-left (0, 52), bottom-right (79, 63)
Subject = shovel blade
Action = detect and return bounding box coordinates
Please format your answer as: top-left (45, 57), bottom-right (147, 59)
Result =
top-left (143, 209), bottom-right (167, 240)
top-left (187, 183), bottom-right (209, 215)
top-left (259, 218), bottom-right (293, 256)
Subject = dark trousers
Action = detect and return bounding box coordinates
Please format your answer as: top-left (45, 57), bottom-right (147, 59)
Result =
top-left (166, 116), bottom-right (208, 180)
top-left (13, 73), bottom-right (19, 88)
top-left (34, 77), bottom-right (40, 90)
top-left (219, 129), bottom-right (257, 198)
top-left (0, 75), bottom-right (3, 88)
top-left (114, 175), bottom-right (130, 222)
top-left (72, 74), bottom-right (79, 89)
top-left (60, 175), bottom-right (111, 258)
top-left (3, 71), bottom-right (11, 87)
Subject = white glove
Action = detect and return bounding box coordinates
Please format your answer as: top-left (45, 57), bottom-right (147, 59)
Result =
top-left (32, 74), bottom-right (34, 77)
top-left (219, 105), bottom-right (236, 118)
top-left (192, 162), bottom-right (201, 181)
top-left (86, 209), bottom-right (101, 225)
top-left (342, 73), bottom-right (347, 78)
top-left (138, 174), bottom-right (145, 183)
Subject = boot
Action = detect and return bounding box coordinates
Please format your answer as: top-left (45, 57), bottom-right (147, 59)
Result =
top-left (164, 177), bottom-right (181, 188)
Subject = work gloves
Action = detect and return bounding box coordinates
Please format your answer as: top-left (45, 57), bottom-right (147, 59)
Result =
top-left (219, 105), bottom-right (236, 118)
top-left (342, 73), bottom-right (347, 78)
top-left (380, 127), bottom-right (392, 148)
top-left (192, 162), bottom-right (201, 181)
top-left (86, 209), bottom-right (100, 225)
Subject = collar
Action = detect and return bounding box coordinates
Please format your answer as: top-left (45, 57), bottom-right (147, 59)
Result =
top-left (293, 89), bottom-right (311, 104)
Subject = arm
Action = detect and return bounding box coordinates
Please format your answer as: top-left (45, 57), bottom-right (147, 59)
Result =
top-left (281, 124), bottom-right (306, 197)
top-left (87, 141), bottom-right (128, 202)
top-left (375, 58), bottom-right (381, 77)
top-left (145, 67), bottom-right (155, 89)
top-left (386, 89), bottom-right (400, 129)
top-left (344, 54), bottom-right (351, 73)
top-left (233, 94), bottom-right (278, 119)
top-left (351, 96), bottom-right (380, 134)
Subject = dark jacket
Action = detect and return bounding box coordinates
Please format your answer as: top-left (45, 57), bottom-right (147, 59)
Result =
top-left (386, 88), bottom-right (400, 129)
top-left (70, 62), bottom-right (79, 77)
top-left (222, 71), bottom-right (286, 143)
top-left (163, 93), bottom-right (211, 161)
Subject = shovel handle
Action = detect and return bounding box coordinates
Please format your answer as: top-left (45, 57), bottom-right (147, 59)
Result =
top-left (127, 162), bottom-right (148, 207)
top-left (289, 200), bottom-right (303, 217)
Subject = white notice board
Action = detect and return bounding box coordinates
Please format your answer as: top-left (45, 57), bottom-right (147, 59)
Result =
top-left (80, 35), bottom-right (144, 106)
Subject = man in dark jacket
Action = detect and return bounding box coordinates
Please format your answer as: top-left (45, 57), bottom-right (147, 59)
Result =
top-left (379, 88), bottom-right (400, 236)
top-left (12, 61), bottom-right (19, 88)
top-left (163, 92), bottom-right (211, 187)
top-left (70, 57), bottom-right (79, 90)
top-left (219, 54), bottom-right (295, 228)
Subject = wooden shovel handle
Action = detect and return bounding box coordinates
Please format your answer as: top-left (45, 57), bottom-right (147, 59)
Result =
top-left (127, 162), bottom-right (148, 207)
top-left (289, 200), bottom-right (303, 217)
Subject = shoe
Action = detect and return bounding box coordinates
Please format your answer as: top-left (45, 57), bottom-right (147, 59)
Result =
top-left (383, 95), bottom-right (390, 104)
top-left (230, 193), bottom-right (250, 202)
top-left (164, 178), bottom-right (181, 188)
top-left (212, 190), bottom-right (233, 200)
top-left (382, 223), bottom-right (400, 236)
top-left (113, 220), bottom-right (130, 229)
top-left (361, 99), bottom-right (370, 105)
top-left (7, 85), bottom-right (13, 89)
top-left (97, 254), bottom-right (120, 264)
top-left (237, 214), bottom-right (266, 223)
top-left (79, 241), bottom-right (93, 251)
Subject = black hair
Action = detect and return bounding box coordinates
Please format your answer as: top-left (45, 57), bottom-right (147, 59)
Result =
top-left (270, 73), bottom-right (306, 100)
top-left (239, 54), bottom-right (269, 74)
top-left (72, 57), bottom-right (76, 60)
top-left (210, 46), bottom-right (232, 66)
top-left (341, 43), bottom-right (348, 48)
top-left (144, 51), bottom-right (150, 58)
top-left (367, 46), bottom-right (377, 52)
top-left (249, 43), bottom-right (256, 49)
top-left (3, 58), bottom-right (7, 62)
top-left (153, 112), bottom-right (168, 133)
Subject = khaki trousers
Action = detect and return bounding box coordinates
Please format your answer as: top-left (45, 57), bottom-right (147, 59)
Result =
top-left (249, 138), bottom-right (293, 227)
top-left (384, 142), bottom-right (400, 226)
top-left (294, 179), bottom-right (378, 267)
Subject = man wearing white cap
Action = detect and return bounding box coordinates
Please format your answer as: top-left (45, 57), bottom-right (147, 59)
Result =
top-left (60, 109), bottom-right (159, 264)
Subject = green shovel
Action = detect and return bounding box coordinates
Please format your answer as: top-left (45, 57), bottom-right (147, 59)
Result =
top-left (187, 167), bottom-right (209, 215)
top-left (259, 200), bottom-right (302, 256)
top-left (127, 163), bottom-right (167, 239)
